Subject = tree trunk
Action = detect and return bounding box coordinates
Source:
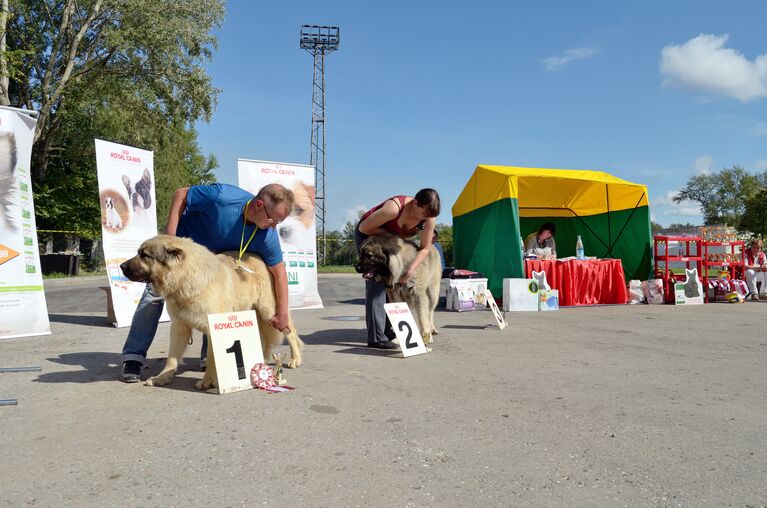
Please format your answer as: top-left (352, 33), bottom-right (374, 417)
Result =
top-left (0, 0), bottom-right (9, 105)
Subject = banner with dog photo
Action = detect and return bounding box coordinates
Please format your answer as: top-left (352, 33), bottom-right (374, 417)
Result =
top-left (0, 106), bottom-right (50, 339)
top-left (237, 159), bottom-right (323, 310)
top-left (95, 139), bottom-right (169, 327)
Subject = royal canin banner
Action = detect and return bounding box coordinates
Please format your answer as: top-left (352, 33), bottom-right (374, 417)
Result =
top-left (0, 106), bottom-right (50, 339)
top-left (237, 159), bottom-right (323, 310)
top-left (95, 139), bottom-right (169, 327)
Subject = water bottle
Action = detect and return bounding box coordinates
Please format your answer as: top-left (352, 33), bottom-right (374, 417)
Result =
top-left (576, 235), bottom-right (584, 260)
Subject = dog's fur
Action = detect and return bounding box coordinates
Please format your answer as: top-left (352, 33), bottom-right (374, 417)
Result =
top-left (278, 181), bottom-right (316, 247)
top-left (120, 235), bottom-right (304, 389)
top-left (356, 234), bottom-right (441, 343)
top-left (0, 131), bottom-right (18, 232)
top-left (104, 196), bottom-right (123, 229)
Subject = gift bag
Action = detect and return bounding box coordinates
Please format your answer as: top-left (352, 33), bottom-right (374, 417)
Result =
top-left (642, 279), bottom-right (664, 304)
top-left (628, 280), bottom-right (645, 304)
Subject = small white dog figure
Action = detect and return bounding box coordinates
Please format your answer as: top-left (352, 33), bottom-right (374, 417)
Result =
top-left (105, 196), bottom-right (123, 229)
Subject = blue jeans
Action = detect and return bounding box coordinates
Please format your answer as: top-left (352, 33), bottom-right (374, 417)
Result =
top-left (121, 284), bottom-right (207, 364)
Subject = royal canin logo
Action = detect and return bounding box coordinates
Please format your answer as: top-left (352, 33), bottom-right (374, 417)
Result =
top-left (110, 151), bottom-right (141, 163)
top-left (228, 314), bottom-right (238, 321)
top-left (214, 318), bottom-right (254, 330)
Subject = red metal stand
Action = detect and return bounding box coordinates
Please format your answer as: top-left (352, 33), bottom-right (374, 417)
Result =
top-left (653, 235), bottom-right (703, 303)
top-left (702, 240), bottom-right (745, 302)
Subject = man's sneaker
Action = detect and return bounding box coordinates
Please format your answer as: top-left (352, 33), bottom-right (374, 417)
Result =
top-left (751, 293), bottom-right (759, 301)
top-left (200, 357), bottom-right (207, 372)
top-left (120, 360), bottom-right (142, 383)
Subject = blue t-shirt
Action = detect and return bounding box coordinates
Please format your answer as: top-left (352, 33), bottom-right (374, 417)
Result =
top-left (175, 183), bottom-right (283, 266)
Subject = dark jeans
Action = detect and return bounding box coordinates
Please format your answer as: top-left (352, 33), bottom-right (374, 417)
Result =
top-left (354, 224), bottom-right (394, 345)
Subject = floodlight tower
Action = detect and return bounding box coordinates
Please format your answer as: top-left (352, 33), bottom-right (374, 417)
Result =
top-left (300, 24), bottom-right (339, 265)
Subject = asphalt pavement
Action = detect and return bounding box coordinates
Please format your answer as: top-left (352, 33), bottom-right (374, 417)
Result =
top-left (1, 275), bottom-right (766, 507)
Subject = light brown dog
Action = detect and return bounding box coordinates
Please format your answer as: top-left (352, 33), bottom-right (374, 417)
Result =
top-left (120, 235), bottom-right (303, 390)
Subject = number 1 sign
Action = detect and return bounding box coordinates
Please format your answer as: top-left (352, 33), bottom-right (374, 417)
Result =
top-left (383, 302), bottom-right (428, 357)
top-left (207, 310), bottom-right (264, 394)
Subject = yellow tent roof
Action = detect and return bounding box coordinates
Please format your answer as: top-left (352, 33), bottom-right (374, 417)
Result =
top-left (452, 165), bottom-right (649, 218)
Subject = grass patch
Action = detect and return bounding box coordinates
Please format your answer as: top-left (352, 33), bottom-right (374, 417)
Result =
top-left (43, 269), bottom-right (107, 280)
top-left (318, 265), bottom-right (356, 273)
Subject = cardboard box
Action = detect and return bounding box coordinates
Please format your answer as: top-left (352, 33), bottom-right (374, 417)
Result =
top-left (539, 289), bottom-right (559, 311)
top-left (503, 278), bottom-right (539, 312)
top-left (444, 278), bottom-right (488, 312)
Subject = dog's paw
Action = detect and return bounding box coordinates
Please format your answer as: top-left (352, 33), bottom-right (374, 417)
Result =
top-left (145, 370), bottom-right (175, 386)
top-left (422, 332), bottom-right (433, 344)
top-left (431, 328), bottom-right (439, 336)
top-left (195, 376), bottom-right (217, 390)
top-left (287, 356), bottom-right (302, 369)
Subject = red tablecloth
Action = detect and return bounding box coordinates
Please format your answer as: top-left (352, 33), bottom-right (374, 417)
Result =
top-left (524, 259), bottom-right (628, 306)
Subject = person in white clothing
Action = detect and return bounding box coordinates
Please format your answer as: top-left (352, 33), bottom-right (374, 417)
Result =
top-left (744, 238), bottom-right (767, 301)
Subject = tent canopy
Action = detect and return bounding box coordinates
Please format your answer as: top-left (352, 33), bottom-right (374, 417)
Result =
top-left (452, 165), bottom-right (652, 297)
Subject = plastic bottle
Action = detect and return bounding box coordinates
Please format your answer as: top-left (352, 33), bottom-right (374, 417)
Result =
top-left (576, 235), bottom-right (584, 260)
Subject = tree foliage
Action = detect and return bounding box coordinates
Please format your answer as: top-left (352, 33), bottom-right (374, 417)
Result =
top-left (1, 0), bottom-right (223, 237)
top-left (741, 188), bottom-right (767, 238)
top-left (673, 166), bottom-right (767, 226)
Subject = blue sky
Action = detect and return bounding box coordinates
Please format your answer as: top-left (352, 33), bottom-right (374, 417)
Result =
top-left (196, 0), bottom-right (767, 230)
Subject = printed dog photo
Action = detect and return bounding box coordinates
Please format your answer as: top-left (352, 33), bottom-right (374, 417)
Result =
top-left (99, 190), bottom-right (129, 233)
top-left (0, 131), bottom-right (18, 233)
top-left (121, 168), bottom-right (153, 212)
top-left (278, 181), bottom-right (316, 248)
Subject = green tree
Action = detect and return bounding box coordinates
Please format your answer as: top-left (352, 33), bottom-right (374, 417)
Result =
top-left (1, 0), bottom-right (224, 182)
top-left (741, 188), bottom-right (767, 238)
top-left (673, 166), bottom-right (767, 225)
top-left (651, 221), bottom-right (664, 234)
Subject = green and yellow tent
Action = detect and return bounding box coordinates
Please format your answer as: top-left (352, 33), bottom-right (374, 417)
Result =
top-left (452, 165), bottom-right (652, 296)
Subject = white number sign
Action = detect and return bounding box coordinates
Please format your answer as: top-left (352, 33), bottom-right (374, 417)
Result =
top-left (484, 290), bottom-right (507, 330)
top-left (384, 302), bottom-right (428, 357)
top-left (207, 310), bottom-right (264, 394)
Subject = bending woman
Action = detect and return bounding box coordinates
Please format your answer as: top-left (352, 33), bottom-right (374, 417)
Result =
top-left (355, 189), bottom-right (441, 349)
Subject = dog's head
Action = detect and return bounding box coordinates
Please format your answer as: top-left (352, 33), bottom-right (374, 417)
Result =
top-left (120, 235), bottom-right (220, 300)
top-left (105, 196), bottom-right (115, 210)
top-left (120, 235), bottom-right (186, 285)
top-left (355, 236), bottom-right (396, 282)
top-left (278, 181), bottom-right (316, 246)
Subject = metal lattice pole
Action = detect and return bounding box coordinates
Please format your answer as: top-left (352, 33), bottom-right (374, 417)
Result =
top-left (300, 25), bottom-right (339, 265)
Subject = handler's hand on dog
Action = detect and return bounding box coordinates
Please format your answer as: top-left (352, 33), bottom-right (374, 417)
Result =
top-left (269, 313), bottom-right (290, 333)
top-left (399, 270), bottom-right (415, 285)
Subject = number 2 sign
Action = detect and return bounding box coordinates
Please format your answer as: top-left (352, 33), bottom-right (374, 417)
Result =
top-left (383, 302), bottom-right (428, 357)
top-left (207, 310), bottom-right (264, 394)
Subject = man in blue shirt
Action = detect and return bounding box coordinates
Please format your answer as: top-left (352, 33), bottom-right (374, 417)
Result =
top-left (120, 183), bottom-right (293, 383)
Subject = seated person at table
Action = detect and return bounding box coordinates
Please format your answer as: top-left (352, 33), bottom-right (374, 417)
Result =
top-left (525, 223), bottom-right (557, 259)
top-left (744, 238), bottom-right (767, 301)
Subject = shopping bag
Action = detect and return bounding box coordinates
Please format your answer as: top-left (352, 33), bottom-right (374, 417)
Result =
top-left (628, 280), bottom-right (645, 304)
top-left (642, 279), bottom-right (664, 304)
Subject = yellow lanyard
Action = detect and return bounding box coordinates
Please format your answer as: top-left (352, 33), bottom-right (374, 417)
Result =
top-left (239, 198), bottom-right (258, 261)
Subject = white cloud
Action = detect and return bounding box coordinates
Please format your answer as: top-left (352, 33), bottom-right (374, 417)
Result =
top-left (541, 47), bottom-right (598, 72)
top-left (693, 155), bottom-right (714, 175)
top-left (756, 159), bottom-right (767, 171)
top-left (665, 203), bottom-right (702, 217)
top-left (652, 190), bottom-right (702, 218)
top-left (659, 33), bottom-right (767, 102)
top-left (345, 205), bottom-right (367, 223)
